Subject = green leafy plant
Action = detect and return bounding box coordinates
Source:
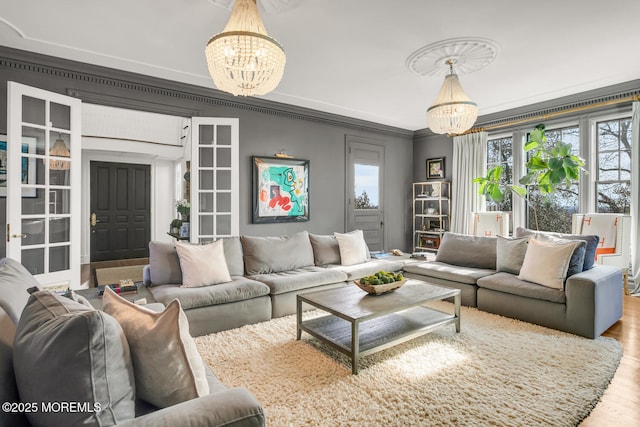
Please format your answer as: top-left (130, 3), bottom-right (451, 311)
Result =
top-left (176, 199), bottom-right (190, 216)
top-left (473, 124), bottom-right (587, 229)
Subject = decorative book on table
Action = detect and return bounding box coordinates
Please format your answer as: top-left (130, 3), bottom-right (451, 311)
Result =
top-left (97, 283), bottom-right (139, 296)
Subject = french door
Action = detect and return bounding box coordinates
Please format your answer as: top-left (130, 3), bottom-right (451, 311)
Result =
top-left (6, 82), bottom-right (81, 287)
top-left (190, 117), bottom-right (239, 243)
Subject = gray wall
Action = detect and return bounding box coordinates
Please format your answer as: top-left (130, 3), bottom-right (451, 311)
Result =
top-left (412, 133), bottom-right (452, 183)
top-left (0, 47), bottom-right (414, 257)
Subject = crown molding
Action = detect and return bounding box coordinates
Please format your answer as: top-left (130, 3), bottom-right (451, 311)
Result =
top-left (0, 46), bottom-right (413, 138)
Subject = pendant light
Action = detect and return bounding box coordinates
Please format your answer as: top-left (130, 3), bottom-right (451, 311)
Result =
top-left (205, 0), bottom-right (286, 96)
top-left (50, 134), bottom-right (70, 171)
top-left (427, 59), bottom-right (478, 135)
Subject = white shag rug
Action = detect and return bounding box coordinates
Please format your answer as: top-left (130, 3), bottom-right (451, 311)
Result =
top-left (195, 302), bottom-right (622, 427)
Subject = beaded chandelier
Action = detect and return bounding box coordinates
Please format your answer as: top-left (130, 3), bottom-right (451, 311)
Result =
top-left (205, 0), bottom-right (286, 96)
top-left (49, 136), bottom-right (70, 170)
top-left (427, 59), bottom-right (478, 135)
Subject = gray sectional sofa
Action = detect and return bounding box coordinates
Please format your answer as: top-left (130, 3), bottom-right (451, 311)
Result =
top-left (0, 258), bottom-right (265, 427)
top-left (143, 231), bottom-right (406, 336)
top-left (403, 230), bottom-right (623, 338)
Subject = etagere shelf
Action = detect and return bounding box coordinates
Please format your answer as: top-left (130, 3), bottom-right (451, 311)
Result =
top-left (413, 181), bottom-right (450, 253)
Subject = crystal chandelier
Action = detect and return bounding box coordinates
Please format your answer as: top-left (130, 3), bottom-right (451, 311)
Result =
top-left (427, 59), bottom-right (478, 135)
top-left (205, 0), bottom-right (286, 96)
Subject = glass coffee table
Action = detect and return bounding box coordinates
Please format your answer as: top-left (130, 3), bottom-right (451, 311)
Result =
top-left (296, 279), bottom-right (461, 374)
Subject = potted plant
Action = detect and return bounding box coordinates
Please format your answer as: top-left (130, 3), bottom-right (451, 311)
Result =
top-left (473, 124), bottom-right (587, 230)
top-left (176, 199), bottom-right (190, 222)
top-left (170, 219), bottom-right (183, 234)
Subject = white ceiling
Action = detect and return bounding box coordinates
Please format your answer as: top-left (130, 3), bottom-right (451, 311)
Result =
top-left (1, 0), bottom-right (639, 131)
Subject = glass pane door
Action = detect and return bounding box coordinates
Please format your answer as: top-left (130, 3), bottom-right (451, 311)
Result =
top-left (190, 118), bottom-right (239, 243)
top-left (7, 82), bottom-right (81, 287)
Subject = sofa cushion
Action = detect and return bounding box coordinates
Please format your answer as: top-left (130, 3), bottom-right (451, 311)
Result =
top-left (334, 230), bottom-right (371, 266)
top-left (477, 272), bottom-right (567, 304)
top-left (221, 236), bottom-right (245, 276)
top-left (13, 291), bottom-right (135, 427)
top-left (309, 233), bottom-right (341, 266)
top-left (403, 261), bottom-right (496, 285)
top-left (242, 231), bottom-right (315, 274)
top-left (496, 236), bottom-right (529, 275)
top-left (0, 308), bottom-right (28, 427)
top-left (328, 258), bottom-right (406, 280)
top-left (435, 232), bottom-right (497, 269)
top-left (148, 241), bottom-right (182, 285)
top-left (515, 227), bottom-right (599, 271)
top-left (518, 238), bottom-right (580, 290)
top-left (0, 258), bottom-right (40, 324)
top-left (148, 277), bottom-right (270, 310)
top-left (176, 240), bottom-right (232, 288)
top-left (554, 238), bottom-right (587, 278)
top-left (249, 266), bottom-right (348, 295)
top-left (102, 287), bottom-right (209, 408)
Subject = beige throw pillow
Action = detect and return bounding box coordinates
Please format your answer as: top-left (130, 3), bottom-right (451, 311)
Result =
top-left (175, 240), bottom-right (231, 287)
top-left (334, 230), bottom-right (370, 266)
top-left (518, 237), bottom-right (578, 290)
top-left (102, 287), bottom-right (209, 408)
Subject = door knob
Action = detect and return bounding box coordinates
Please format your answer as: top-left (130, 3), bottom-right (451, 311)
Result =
top-left (90, 213), bottom-right (99, 226)
top-left (11, 233), bottom-right (27, 238)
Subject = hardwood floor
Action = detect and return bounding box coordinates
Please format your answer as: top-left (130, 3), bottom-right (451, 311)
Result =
top-left (579, 294), bottom-right (640, 426)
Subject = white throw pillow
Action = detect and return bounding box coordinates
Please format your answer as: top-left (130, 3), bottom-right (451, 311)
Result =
top-left (175, 240), bottom-right (231, 287)
top-left (518, 237), bottom-right (578, 290)
top-left (334, 230), bottom-right (370, 266)
top-left (101, 287), bottom-right (209, 408)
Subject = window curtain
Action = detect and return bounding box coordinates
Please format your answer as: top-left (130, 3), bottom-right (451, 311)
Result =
top-left (631, 101), bottom-right (639, 293)
top-left (451, 132), bottom-right (488, 234)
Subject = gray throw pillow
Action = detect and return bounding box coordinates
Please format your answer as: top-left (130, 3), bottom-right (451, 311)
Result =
top-left (515, 227), bottom-right (598, 271)
top-left (496, 236), bottom-right (529, 274)
top-left (436, 232), bottom-right (497, 270)
top-left (13, 291), bottom-right (135, 427)
top-left (309, 233), bottom-right (341, 265)
top-left (0, 258), bottom-right (40, 324)
top-left (242, 231), bottom-right (315, 274)
top-left (148, 241), bottom-right (182, 285)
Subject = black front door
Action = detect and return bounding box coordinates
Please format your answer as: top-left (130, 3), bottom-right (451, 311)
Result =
top-left (90, 161), bottom-right (151, 262)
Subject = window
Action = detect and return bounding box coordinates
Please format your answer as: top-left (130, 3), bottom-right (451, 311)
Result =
top-left (486, 136), bottom-right (513, 212)
top-left (526, 125), bottom-right (580, 233)
top-left (596, 117), bottom-right (632, 214)
top-left (354, 163), bottom-right (379, 209)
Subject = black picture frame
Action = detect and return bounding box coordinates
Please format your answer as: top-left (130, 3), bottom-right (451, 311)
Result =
top-left (426, 157), bottom-right (445, 180)
top-left (252, 156), bottom-right (309, 223)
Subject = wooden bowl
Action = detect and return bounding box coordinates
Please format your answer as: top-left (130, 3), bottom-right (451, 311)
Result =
top-left (354, 278), bottom-right (407, 295)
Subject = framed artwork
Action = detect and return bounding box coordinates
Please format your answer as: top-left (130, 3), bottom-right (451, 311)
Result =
top-left (252, 156), bottom-right (309, 223)
top-left (0, 135), bottom-right (37, 197)
top-left (426, 157), bottom-right (445, 180)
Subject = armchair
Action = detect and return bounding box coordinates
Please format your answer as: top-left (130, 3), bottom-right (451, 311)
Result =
top-left (572, 213), bottom-right (632, 294)
top-left (469, 211), bottom-right (510, 237)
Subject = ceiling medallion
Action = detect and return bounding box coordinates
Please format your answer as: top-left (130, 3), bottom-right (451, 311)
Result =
top-left (208, 0), bottom-right (302, 14)
top-left (406, 37), bottom-right (499, 77)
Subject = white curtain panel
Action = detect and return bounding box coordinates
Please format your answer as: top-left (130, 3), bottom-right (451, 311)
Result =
top-left (631, 102), bottom-right (639, 291)
top-left (451, 132), bottom-right (488, 234)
